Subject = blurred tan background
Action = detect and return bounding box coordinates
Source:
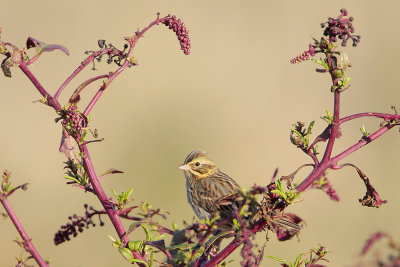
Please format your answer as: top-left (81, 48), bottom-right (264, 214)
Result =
top-left (1, 0), bottom-right (399, 266)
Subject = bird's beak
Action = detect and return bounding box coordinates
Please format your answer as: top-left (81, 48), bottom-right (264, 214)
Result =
top-left (178, 164), bottom-right (190, 170)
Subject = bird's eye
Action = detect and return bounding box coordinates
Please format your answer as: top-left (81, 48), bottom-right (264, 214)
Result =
top-left (195, 162), bottom-right (200, 167)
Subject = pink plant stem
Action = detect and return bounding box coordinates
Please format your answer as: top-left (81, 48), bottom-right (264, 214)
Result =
top-left (203, 91), bottom-right (399, 266)
top-left (307, 149), bottom-right (320, 165)
top-left (340, 112), bottom-right (400, 123)
top-left (200, 219), bottom-right (266, 267)
top-left (79, 144), bottom-right (147, 264)
top-left (296, 123), bottom-right (393, 192)
top-left (83, 62), bottom-right (127, 116)
top-left (82, 17), bottom-right (166, 116)
top-left (294, 91), bottom-right (341, 192)
top-left (19, 62), bottom-right (61, 110)
top-left (331, 124), bottom-right (391, 163)
top-left (54, 15), bottom-right (167, 102)
top-left (321, 90), bottom-right (340, 162)
top-left (201, 239), bottom-right (243, 267)
top-left (69, 74), bottom-right (109, 103)
top-left (18, 46), bottom-right (146, 261)
top-left (0, 193), bottom-right (48, 267)
top-left (54, 48), bottom-right (120, 100)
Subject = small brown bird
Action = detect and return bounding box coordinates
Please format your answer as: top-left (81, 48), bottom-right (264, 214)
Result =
top-left (179, 150), bottom-right (241, 221)
top-left (179, 150), bottom-right (302, 233)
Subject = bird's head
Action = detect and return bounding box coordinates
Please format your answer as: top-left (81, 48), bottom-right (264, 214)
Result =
top-left (179, 150), bottom-right (217, 178)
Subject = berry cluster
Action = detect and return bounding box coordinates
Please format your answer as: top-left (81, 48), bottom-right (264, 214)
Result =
top-left (321, 8), bottom-right (361, 47)
top-left (290, 44), bottom-right (317, 64)
top-left (58, 107), bottom-right (88, 139)
top-left (162, 15), bottom-right (191, 55)
top-left (54, 204), bottom-right (104, 245)
top-left (290, 9), bottom-right (361, 64)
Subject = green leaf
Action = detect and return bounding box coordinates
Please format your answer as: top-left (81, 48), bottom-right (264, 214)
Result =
top-left (119, 247), bottom-right (135, 262)
top-left (130, 258), bottom-right (148, 266)
top-left (322, 110), bottom-right (333, 124)
top-left (128, 240), bottom-right (144, 252)
top-left (312, 145), bottom-right (319, 156)
top-left (124, 219), bottom-right (149, 240)
top-left (232, 218), bottom-right (240, 230)
top-left (3, 182), bottom-right (14, 194)
top-left (307, 120), bottom-right (315, 133)
top-left (360, 125), bottom-right (369, 137)
top-left (100, 168), bottom-right (124, 176)
top-left (142, 224), bottom-right (151, 241)
top-left (311, 58), bottom-right (329, 69)
top-left (119, 247), bottom-right (148, 266)
top-left (265, 255), bottom-right (291, 265)
top-left (207, 231), bottom-right (234, 246)
top-left (64, 175), bottom-right (80, 184)
top-left (148, 251), bottom-right (154, 267)
top-left (109, 235), bottom-right (122, 247)
top-left (239, 204), bottom-right (248, 216)
top-left (141, 202), bottom-right (150, 213)
top-left (111, 189), bottom-right (119, 198)
top-left (293, 253), bottom-right (304, 266)
top-left (291, 129), bottom-right (304, 140)
top-left (98, 168), bottom-right (124, 179)
top-left (108, 234), bottom-right (116, 242)
top-left (302, 120), bottom-right (315, 147)
top-left (271, 189), bottom-right (288, 201)
top-left (275, 179), bottom-right (283, 191)
top-left (167, 242), bottom-right (197, 251)
top-left (291, 128), bottom-right (307, 148)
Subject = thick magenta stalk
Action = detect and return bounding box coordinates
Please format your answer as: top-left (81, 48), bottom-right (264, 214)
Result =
top-left (0, 194), bottom-right (48, 266)
top-left (79, 144), bottom-right (147, 263)
top-left (19, 62), bottom-right (61, 110)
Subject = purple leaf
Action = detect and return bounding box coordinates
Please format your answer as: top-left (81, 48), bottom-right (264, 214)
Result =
top-left (26, 37), bottom-right (69, 65)
top-left (26, 37), bottom-right (69, 55)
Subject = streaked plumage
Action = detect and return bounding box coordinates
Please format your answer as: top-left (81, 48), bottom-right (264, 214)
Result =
top-left (179, 150), bottom-right (240, 220)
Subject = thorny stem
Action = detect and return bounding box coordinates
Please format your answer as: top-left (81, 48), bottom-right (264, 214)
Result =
top-left (0, 193), bottom-right (48, 267)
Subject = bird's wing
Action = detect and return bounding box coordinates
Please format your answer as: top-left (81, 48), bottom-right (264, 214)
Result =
top-left (195, 175), bottom-right (239, 214)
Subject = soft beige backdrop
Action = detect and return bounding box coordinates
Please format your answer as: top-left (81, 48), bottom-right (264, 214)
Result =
top-left (1, 1), bottom-right (399, 266)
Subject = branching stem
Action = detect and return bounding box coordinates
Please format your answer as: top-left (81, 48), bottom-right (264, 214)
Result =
top-left (0, 193), bottom-right (48, 267)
